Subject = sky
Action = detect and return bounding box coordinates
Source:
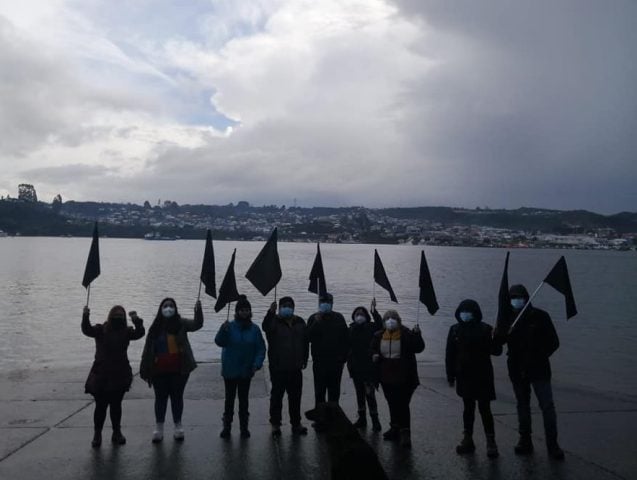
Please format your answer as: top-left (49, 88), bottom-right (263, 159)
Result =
top-left (0, 0), bottom-right (635, 213)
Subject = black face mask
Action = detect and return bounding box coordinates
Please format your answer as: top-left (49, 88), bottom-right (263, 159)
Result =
top-left (110, 316), bottom-right (126, 330)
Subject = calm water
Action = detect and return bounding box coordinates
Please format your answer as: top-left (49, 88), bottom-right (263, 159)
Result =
top-left (1, 238), bottom-right (636, 396)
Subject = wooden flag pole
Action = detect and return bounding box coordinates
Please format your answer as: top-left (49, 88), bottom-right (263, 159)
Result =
top-left (508, 282), bottom-right (545, 334)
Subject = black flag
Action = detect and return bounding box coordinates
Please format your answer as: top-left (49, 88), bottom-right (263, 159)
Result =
top-left (245, 228), bottom-right (282, 296)
top-left (200, 229), bottom-right (216, 298)
top-left (374, 249), bottom-right (398, 303)
top-left (544, 256), bottom-right (577, 319)
top-left (495, 251), bottom-right (512, 333)
top-left (214, 249), bottom-right (240, 312)
top-left (308, 243), bottom-right (327, 295)
top-left (82, 222), bottom-right (100, 288)
top-left (419, 250), bottom-right (438, 314)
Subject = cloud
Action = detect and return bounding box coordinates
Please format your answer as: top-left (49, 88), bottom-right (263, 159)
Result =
top-left (0, 0), bottom-right (635, 212)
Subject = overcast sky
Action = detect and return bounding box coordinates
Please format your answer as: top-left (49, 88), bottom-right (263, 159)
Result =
top-left (0, 0), bottom-right (635, 213)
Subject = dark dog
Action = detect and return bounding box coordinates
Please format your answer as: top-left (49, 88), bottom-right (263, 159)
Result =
top-left (305, 403), bottom-right (389, 480)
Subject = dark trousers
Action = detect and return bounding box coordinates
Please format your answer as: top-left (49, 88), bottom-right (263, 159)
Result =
top-left (313, 362), bottom-right (344, 406)
top-left (512, 378), bottom-right (558, 445)
top-left (152, 373), bottom-right (190, 423)
top-left (93, 390), bottom-right (126, 431)
top-left (269, 369), bottom-right (303, 426)
top-left (462, 398), bottom-right (494, 435)
top-left (223, 377), bottom-right (252, 423)
top-left (381, 383), bottom-right (415, 430)
top-left (353, 378), bottom-right (378, 415)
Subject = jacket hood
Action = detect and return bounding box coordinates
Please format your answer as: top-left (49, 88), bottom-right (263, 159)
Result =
top-left (509, 284), bottom-right (530, 301)
top-left (351, 306), bottom-right (371, 322)
top-left (454, 299), bottom-right (483, 323)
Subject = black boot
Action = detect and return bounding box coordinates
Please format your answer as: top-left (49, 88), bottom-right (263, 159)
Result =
top-left (514, 434), bottom-right (534, 455)
top-left (91, 430), bottom-right (102, 448)
top-left (111, 429), bottom-right (126, 445)
top-left (371, 414), bottom-right (382, 432)
top-left (353, 410), bottom-right (367, 429)
top-left (547, 441), bottom-right (565, 460)
top-left (383, 425), bottom-right (399, 441)
top-left (220, 415), bottom-right (232, 439)
top-left (456, 431), bottom-right (475, 454)
top-left (239, 413), bottom-right (250, 438)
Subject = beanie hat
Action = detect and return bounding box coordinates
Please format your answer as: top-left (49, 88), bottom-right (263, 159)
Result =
top-left (319, 292), bottom-right (333, 303)
top-left (235, 294), bottom-right (251, 312)
top-left (509, 284), bottom-right (530, 300)
top-left (279, 296), bottom-right (295, 308)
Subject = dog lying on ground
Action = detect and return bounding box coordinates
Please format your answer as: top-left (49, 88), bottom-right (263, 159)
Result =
top-left (305, 403), bottom-right (389, 480)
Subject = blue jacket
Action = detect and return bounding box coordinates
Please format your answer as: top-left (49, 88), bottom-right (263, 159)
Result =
top-left (215, 319), bottom-right (266, 379)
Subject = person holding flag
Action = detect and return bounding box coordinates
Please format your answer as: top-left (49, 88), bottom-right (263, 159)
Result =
top-left (306, 292), bottom-right (349, 428)
top-left (262, 296), bottom-right (309, 437)
top-left (82, 305), bottom-right (145, 448)
top-left (140, 298), bottom-right (204, 443)
top-left (497, 284), bottom-right (565, 460)
top-left (215, 295), bottom-right (266, 439)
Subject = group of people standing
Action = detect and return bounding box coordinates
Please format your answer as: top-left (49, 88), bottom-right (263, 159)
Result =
top-left (81, 284), bottom-right (564, 461)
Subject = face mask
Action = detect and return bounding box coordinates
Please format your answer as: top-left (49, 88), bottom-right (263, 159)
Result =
top-left (511, 298), bottom-right (526, 310)
top-left (319, 303), bottom-right (332, 314)
top-left (280, 307), bottom-right (294, 318)
top-left (459, 311), bottom-right (473, 322)
top-left (237, 310), bottom-right (251, 321)
top-left (162, 306), bottom-right (175, 318)
top-left (354, 315), bottom-right (367, 325)
top-left (385, 318), bottom-right (398, 331)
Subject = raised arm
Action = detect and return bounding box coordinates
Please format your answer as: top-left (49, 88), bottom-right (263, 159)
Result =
top-left (181, 301), bottom-right (204, 332)
top-left (81, 306), bottom-right (99, 338)
top-left (128, 311), bottom-right (145, 340)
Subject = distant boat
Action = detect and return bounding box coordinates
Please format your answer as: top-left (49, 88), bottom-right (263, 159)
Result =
top-left (144, 232), bottom-right (178, 241)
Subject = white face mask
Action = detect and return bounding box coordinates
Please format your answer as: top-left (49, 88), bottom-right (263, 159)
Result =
top-left (354, 315), bottom-right (367, 324)
top-left (459, 311), bottom-right (473, 322)
top-left (385, 318), bottom-right (398, 331)
top-left (162, 306), bottom-right (175, 318)
top-left (511, 298), bottom-right (526, 310)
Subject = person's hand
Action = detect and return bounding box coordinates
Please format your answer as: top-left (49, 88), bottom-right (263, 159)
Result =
top-left (448, 378), bottom-right (455, 388)
top-left (195, 300), bottom-right (202, 311)
top-left (370, 297), bottom-right (377, 312)
top-left (413, 324), bottom-right (421, 334)
top-left (372, 354), bottom-right (380, 363)
top-left (269, 302), bottom-right (277, 314)
top-left (221, 320), bottom-right (230, 332)
top-left (83, 306), bottom-right (90, 316)
top-left (129, 310), bottom-right (138, 320)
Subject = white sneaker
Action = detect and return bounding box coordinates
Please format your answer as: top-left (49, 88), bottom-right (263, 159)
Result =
top-left (174, 423), bottom-right (185, 441)
top-left (152, 423), bottom-right (164, 443)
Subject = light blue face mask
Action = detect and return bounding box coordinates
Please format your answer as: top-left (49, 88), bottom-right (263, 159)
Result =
top-left (459, 311), bottom-right (473, 322)
top-left (511, 298), bottom-right (526, 310)
top-left (279, 307), bottom-right (294, 318)
top-left (319, 303), bottom-right (332, 313)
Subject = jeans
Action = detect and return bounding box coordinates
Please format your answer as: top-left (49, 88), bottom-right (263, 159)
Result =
top-left (462, 398), bottom-right (494, 435)
top-left (269, 369), bottom-right (303, 426)
top-left (512, 378), bottom-right (558, 445)
top-left (381, 383), bottom-right (415, 430)
top-left (93, 390), bottom-right (126, 431)
top-left (223, 377), bottom-right (252, 423)
top-left (152, 373), bottom-right (190, 423)
top-left (353, 378), bottom-right (378, 415)
top-left (313, 363), bottom-right (344, 406)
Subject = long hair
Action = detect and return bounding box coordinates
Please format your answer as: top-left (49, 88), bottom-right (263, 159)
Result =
top-left (104, 305), bottom-right (126, 331)
top-left (148, 297), bottom-right (182, 338)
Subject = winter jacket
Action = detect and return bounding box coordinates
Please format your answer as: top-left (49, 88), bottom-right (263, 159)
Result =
top-left (215, 318), bottom-right (266, 379)
top-left (371, 324), bottom-right (425, 390)
top-left (82, 312), bottom-right (145, 394)
top-left (139, 304), bottom-right (203, 385)
top-left (445, 299), bottom-right (502, 401)
top-left (347, 307), bottom-right (383, 382)
top-left (307, 310), bottom-right (349, 366)
top-left (504, 304), bottom-right (559, 382)
top-left (262, 311), bottom-right (308, 372)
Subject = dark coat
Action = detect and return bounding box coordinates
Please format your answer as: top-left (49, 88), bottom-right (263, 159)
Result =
top-left (504, 304), bottom-right (559, 382)
top-left (371, 325), bottom-right (425, 390)
top-left (82, 312), bottom-right (145, 395)
top-left (262, 311), bottom-right (308, 372)
top-left (346, 307), bottom-right (383, 382)
top-left (307, 310), bottom-right (349, 367)
top-left (445, 299), bottom-right (502, 400)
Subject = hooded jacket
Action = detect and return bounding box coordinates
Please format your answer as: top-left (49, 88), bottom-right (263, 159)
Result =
top-left (445, 299), bottom-right (502, 400)
top-left (347, 307), bottom-right (383, 381)
top-left (262, 310), bottom-right (308, 372)
top-left (503, 285), bottom-right (560, 382)
top-left (215, 317), bottom-right (266, 379)
top-left (139, 299), bottom-right (203, 385)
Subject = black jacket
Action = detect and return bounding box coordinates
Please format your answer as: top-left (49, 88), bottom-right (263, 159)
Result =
top-left (445, 299), bottom-right (502, 400)
top-left (371, 325), bottom-right (425, 390)
top-left (307, 310), bottom-right (349, 366)
top-left (346, 307), bottom-right (383, 382)
top-left (503, 305), bottom-right (559, 382)
top-left (262, 311), bottom-right (308, 372)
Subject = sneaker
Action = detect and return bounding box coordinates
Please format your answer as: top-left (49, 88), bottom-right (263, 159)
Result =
top-left (291, 424), bottom-right (308, 436)
top-left (173, 423), bottom-right (185, 441)
top-left (152, 424), bottom-right (164, 444)
top-left (220, 426), bottom-right (231, 439)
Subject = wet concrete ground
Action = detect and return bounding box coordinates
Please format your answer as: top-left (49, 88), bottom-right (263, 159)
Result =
top-left (0, 362), bottom-right (635, 479)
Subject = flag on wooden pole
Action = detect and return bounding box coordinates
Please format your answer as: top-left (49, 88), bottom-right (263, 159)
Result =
top-left (544, 256), bottom-right (578, 319)
top-left (418, 250), bottom-right (438, 315)
top-left (214, 249), bottom-right (240, 312)
top-left (246, 228), bottom-right (282, 296)
top-left (374, 249), bottom-right (398, 303)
